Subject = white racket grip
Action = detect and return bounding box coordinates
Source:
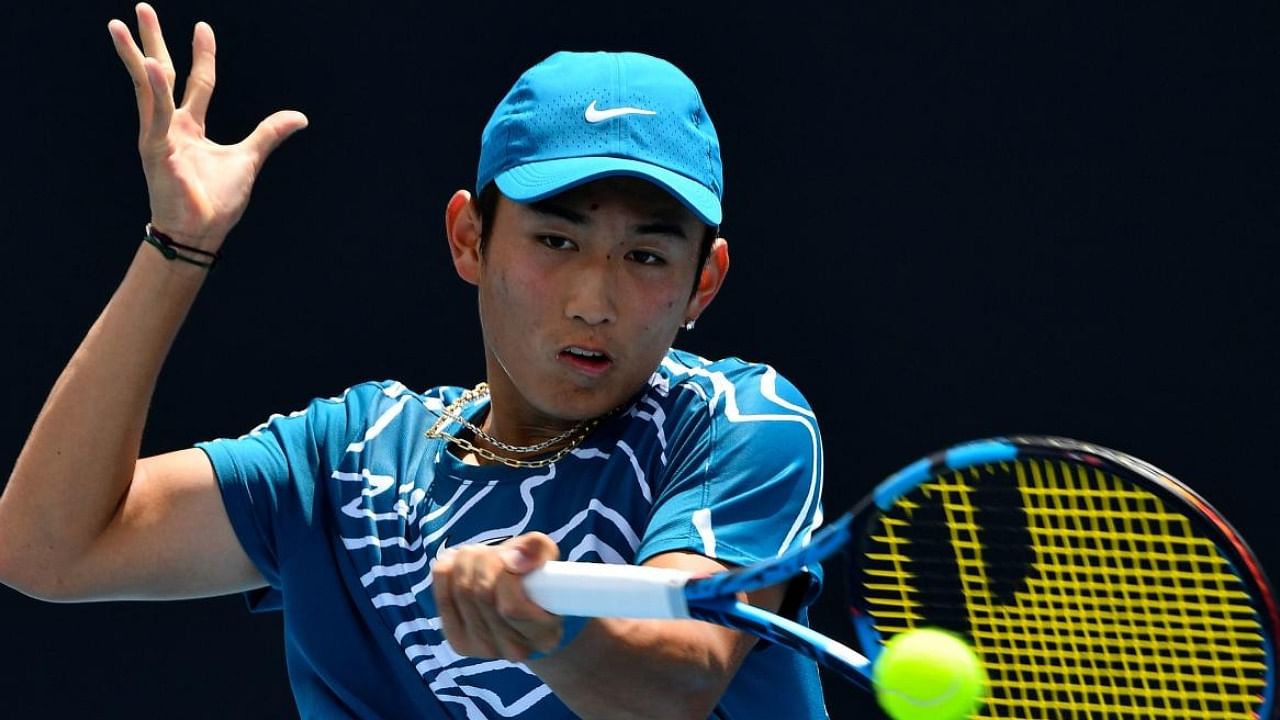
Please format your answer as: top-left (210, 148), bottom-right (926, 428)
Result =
top-left (523, 561), bottom-right (694, 619)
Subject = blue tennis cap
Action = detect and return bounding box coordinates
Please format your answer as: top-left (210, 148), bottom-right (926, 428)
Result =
top-left (477, 51), bottom-right (723, 226)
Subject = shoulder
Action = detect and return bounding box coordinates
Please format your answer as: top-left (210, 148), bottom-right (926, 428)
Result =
top-left (294, 379), bottom-right (420, 423)
top-left (652, 349), bottom-right (815, 420)
top-left (310, 379), bottom-right (468, 412)
top-left (252, 380), bottom-right (464, 437)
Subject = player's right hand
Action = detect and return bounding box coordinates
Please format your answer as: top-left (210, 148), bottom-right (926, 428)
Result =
top-left (432, 533), bottom-right (567, 661)
top-left (108, 3), bottom-right (308, 251)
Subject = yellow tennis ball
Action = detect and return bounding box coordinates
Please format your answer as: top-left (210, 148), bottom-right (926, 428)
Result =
top-left (872, 628), bottom-right (987, 720)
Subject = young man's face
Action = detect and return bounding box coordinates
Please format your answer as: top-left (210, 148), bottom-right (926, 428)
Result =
top-left (474, 177), bottom-right (725, 425)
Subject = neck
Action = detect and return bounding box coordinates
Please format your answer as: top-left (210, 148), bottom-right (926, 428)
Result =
top-left (431, 382), bottom-right (596, 469)
top-left (478, 407), bottom-right (584, 451)
top-left (478, 371), bottom-right (588, 448)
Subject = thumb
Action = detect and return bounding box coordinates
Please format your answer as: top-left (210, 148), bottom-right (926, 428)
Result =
top-left (499, 532), bottom-right (558, 575)
top-left (244, 109), bottom-right (309, 163)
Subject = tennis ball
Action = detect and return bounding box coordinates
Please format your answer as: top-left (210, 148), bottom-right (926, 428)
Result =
top-left (872, 628), bottom-right (987, 720)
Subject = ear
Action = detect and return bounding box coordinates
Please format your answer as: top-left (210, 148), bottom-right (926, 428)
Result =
top-left (684, 236), bottom-right (730, 325)
top-left (445, 189), bottom-right (482, 285)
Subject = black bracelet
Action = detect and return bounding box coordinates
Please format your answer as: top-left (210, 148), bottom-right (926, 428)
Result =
top-left (143, 223), bottom-right (221, 269)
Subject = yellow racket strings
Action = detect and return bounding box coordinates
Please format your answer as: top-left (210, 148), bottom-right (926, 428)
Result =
top-left (863, 459), bottom-right (1268, 719)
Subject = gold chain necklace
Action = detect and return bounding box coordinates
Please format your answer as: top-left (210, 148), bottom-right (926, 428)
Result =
top-left (434, 383), bottom-right (583, 454)
top-left (425, 382), bottom-right (602, 469)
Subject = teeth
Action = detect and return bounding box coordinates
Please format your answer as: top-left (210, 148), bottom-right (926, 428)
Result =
top-left (566, 347), bottom-right (604, 358)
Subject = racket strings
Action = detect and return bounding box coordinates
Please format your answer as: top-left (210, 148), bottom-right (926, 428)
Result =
top-left (860, 458), bottom-right (1269, 719)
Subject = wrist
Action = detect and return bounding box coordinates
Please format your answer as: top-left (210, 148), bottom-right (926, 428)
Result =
top-left (146, 220), bottom-right (226, 251)
top-left (129, 240), bottom-right (213, 302)
top-left (142, 223), bottom-right (223, 269)
top-left (528, 615), bottom-right (589, 661)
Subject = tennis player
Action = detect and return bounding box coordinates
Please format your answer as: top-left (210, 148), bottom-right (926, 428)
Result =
top-left (0, 4), bottom-right (828, 718)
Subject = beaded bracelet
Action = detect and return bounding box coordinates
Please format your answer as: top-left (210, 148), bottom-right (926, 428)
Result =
top-left (143, 223), bottom-right (221, 269)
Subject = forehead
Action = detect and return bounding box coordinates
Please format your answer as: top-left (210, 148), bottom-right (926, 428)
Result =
top-left (510, 177), bottom-right (698, 222)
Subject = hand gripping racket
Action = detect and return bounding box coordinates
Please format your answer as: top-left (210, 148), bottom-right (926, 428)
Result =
top-left (524, 436), bottom-right (1278, 719)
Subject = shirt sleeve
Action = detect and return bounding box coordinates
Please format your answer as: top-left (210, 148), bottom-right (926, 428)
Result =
top-left (635, 363), bottom-right (826, 606)
top-left (195, 381), bottom-right (395, 608)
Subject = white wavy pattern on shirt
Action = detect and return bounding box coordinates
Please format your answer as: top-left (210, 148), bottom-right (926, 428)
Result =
top-left (547, 499), bottom-right (641, 551)
top-left (333, 391), bottom-right (649, 719)
top-left (626, 395), bottom-right (669, 465)
top-left (433, 660), bottom-right (551, 719)
top-left (346, 393), bottom-right (411, 452)
top-left (660, 357), bottom-right (824, 555)
top-left (236, 382), bottom-right (407, 441)
top-left (613, 441), bottom-right (651, 503)
top-left (334, 469), bottom-right (397, 520)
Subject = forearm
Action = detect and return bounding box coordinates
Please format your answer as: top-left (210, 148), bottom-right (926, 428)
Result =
top-left (529, 617), bottom-right (749, 720)
top-left (0, 241), bottom-right (209, 587)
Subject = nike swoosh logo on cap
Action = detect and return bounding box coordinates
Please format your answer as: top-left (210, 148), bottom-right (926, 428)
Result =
top-left (584, 100), bottom-right (657, 123)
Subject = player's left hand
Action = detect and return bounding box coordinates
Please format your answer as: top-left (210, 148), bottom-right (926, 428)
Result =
top-left (432, 532), bottom-right (565, 660)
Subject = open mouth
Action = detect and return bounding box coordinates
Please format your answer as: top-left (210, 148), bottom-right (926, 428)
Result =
top-left (560, 346), bottom-right (613, 374)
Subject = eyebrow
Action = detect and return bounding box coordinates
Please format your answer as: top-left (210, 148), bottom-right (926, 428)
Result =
top-left (635, 221), bottom-right (690, 240)
top-left (528, 200), bottom-right (586, 224)
top-left (527, 201), bottom-right (691, 241)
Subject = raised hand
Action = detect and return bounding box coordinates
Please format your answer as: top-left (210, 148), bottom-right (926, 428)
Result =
top-left (108, 3), bottom-right (308, 250)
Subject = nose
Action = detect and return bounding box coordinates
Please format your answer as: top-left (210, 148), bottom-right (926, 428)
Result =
top-left (564, 260), bottom-right (616, 326)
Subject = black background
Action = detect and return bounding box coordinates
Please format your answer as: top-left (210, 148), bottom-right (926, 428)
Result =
top-left (2, 2), bottom-right (1277, 718)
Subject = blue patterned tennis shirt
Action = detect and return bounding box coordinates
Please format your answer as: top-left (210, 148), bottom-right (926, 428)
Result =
top-left (198, 349), bottom-right (829, 719)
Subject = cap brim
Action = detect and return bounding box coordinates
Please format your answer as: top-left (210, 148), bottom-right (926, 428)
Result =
top-left (495, 157), bottom-right (722, 226)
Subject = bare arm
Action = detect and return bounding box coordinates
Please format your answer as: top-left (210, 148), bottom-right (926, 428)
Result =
top-left (433, 536), bottom-right (790, 719)
top-left (531, 551), bottom-right (788, 719)
top-left (0, 3), bottom-right (305, 600)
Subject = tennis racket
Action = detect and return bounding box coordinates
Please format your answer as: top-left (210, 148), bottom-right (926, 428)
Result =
top-left (524, 435), bottom-right (1278, 719)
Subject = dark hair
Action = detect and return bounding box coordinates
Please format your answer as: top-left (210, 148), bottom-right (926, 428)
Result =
top-left (475, 183), bottom-right (716, 298)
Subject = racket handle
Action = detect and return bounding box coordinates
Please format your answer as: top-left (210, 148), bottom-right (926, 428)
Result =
top-left (523, 561), bottom-right (693, 619)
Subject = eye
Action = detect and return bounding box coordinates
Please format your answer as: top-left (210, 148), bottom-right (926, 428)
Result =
top-left (626, 249), bottom-right (667, 266)
top-left (537, 235), bottom-right (576, 251)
